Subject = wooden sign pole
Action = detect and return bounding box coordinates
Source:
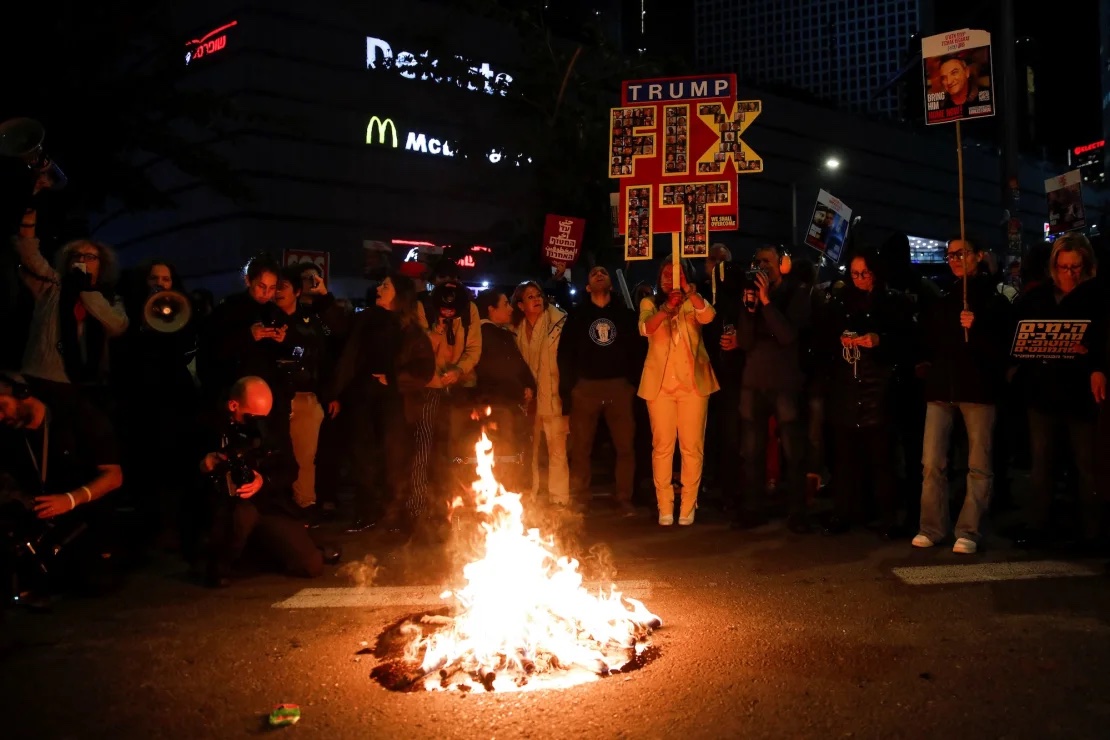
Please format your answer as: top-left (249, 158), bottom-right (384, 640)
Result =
top-left (956, 120), bottom-right (968, 342)
top-left (672, 233), bottom-right (681, 289)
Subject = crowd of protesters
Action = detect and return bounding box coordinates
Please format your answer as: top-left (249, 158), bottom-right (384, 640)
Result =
top-left (2, 222), bottom-right (1109, 604)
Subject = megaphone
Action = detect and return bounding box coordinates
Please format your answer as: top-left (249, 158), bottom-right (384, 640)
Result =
top-left (143, 290), bottom-right (192, 333)
top-left (0, 117), bottom-right (67, 192)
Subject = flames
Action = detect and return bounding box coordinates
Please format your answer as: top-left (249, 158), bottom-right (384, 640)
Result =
top-left (403, 432), bottom-right (660, 692)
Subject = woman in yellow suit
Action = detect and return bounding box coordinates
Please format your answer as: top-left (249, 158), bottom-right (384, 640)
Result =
top-left (638, 261), bottom-right (719, 526)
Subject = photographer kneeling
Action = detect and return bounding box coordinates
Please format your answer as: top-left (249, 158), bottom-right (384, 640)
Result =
top-left (199, 376), bottom-right (336, 587)
top-left (1, 372), bottom-right (123, 602)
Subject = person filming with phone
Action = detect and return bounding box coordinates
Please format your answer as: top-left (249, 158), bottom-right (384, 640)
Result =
top-left (734, 245), bottom-right (812, 533)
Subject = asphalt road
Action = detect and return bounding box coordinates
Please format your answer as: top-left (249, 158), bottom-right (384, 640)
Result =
top-left (3, 506), bottom-right (1109, 740)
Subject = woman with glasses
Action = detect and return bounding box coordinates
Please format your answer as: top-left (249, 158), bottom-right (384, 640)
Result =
top-left (816, 250), bottom-right (911, 537)
top-left (1009, 233), bottom-right (1105, 551)
top-left (12, 234), bottom-right (128, 404)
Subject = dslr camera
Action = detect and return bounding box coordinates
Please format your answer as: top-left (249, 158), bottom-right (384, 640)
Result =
top-left (213, 420), bottom-right (270, 497)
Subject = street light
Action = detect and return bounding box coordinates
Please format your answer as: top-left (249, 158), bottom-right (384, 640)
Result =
top-left (791, 156), bottom-right (844, 245)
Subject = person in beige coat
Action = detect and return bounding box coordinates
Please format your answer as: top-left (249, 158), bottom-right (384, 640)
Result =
top-left (512, 280), bottom-right (570, 505)
top-left (638, 262), bottom-right (718, 526)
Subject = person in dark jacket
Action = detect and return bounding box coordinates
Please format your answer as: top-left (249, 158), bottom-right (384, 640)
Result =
top-left (700, 245), bottom-right (745, 511)
top-left (195, 254), bottom-right (281, 404)
top-left (198, 377), bottom-right (331, 587)
top-left (817, 249), bottom-right (911, 537)
top-left (914, 238), bottom-right (1011, 554)
top-left (735, 246), bottom-right (812, 532)
top-left (474, 289), bottom-right (536, 407)
top-left (473, 289), bottom-right (536, 493)
top-left (1010, 234), bottom-right (1106, 550)
top-left (330, 273), bottom-right (434, 532)
top-left (558, 265), bottom-right (641, 514)
top-left (270, 266), bottom-right (335, 510)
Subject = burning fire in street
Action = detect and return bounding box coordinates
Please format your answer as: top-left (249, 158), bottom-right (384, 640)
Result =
top-left (371, 432), bottom-right (661, 693)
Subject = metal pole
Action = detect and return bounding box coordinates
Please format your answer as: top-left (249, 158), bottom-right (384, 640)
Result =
top-left (999, 0), bottom-right (1021, 255)
top-left (790, 180), bottom-right (797, 245)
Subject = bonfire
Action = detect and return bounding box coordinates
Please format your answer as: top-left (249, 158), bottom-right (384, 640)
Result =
top-left (373, 432), bottom-right (661, 692)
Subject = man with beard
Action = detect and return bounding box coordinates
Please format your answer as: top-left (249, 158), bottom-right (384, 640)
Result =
top-left (558, 266), bottom-right (641, 515)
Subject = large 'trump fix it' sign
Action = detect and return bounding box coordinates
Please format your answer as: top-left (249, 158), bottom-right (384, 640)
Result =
top-left (610, 74), bottom-right (763, 261)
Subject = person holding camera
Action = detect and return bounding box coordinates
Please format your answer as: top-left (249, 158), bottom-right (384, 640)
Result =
top-left (638, 261), bottom-right (718, 526)
top-left (735, 245), bottom-right (813, 533)
top-left (270, 266), bottom-right (333, 511)
top-left (195, 254), bottom-right (282, 404)
top-left (13, 234), bottom-right (128, 407)
top-left (1, 372), bottom-right (123, 601)
top-left (198, 376), bottom-right (333, 587)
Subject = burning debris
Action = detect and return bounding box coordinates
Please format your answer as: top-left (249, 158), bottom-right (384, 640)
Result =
top-left (370, 432), bottom-right (662, 693)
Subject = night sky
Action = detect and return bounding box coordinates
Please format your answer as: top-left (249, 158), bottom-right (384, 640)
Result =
top-left (935, 0), bottom-right (1104, 156)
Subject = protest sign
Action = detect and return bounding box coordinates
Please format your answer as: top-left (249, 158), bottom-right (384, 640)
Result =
top-left (283, 248), bottom-right (329, 283)
top-left (922, 29), bottom-right (995, 125)
top-left (1045, 170), bottom-right (1086, 234)
top-left (609, 74), bottom-right (763, 261)
top-left (541, 214), bottom-right (585, 267)
top-left (1010, 320), bottom-right (1090, 360)
top-left (803, 189), bottom-right (852, 263)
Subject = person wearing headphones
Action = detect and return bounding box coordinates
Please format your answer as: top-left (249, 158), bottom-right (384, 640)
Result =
top-left (734, 245), bottom-right (813, 533)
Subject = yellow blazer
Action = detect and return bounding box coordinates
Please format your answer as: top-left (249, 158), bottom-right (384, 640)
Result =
top-left (636, 296), bottom-right (720, 401)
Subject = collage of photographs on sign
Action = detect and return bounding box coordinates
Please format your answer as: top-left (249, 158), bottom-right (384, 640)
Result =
top-left (610, 107), bottom-right (656, 176)
top-left (625, 186), bottom-right (652, 258)
top-left (698, 101), bottom-right (763, 173)
top-left (664, 105), bottom-right (688, 174)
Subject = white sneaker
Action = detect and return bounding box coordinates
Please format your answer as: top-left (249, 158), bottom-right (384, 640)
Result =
top-left (911, 534), bottom-right (935, 548)
top-left (952, 537), bottom-right (977, 554)
top-left (658, 515), bottom-right (674, 526)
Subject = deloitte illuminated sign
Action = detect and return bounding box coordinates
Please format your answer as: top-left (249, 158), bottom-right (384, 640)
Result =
top-left (365, 115), bottom-right (530, 166)
top-left (366, 35), bottom-right (512, 96)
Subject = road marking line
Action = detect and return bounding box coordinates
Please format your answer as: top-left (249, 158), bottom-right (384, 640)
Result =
top-left (892, 560), bottom-right (1103, 586)
top-left (272, 580), bottom-right (655, 609)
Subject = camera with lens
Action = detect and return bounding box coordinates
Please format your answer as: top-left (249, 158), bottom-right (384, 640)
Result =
top-left (214, 420), bottom-right (270, 497)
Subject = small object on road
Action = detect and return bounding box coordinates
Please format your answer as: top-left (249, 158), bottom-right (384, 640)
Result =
top-left (269, 704), bottom-right (301, 727)
top-left (919, 672), bottom-right (933, 681)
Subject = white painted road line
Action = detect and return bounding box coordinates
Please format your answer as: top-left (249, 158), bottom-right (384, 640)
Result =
top-left (273, 580), bottom-right (656, 609)
top-left (892, 560), bottom-right (1103, 586)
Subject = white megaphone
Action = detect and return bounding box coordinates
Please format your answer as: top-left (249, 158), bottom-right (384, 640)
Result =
top-left (0, 117), bottom-right (67, 193)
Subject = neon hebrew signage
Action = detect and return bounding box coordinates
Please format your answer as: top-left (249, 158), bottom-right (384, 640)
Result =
top-left (365, 115), bottom-right (530, 166)
top-left (366, 35), bottom-right (512, 96)
top-left (185, 20), bottom-right (237, 65)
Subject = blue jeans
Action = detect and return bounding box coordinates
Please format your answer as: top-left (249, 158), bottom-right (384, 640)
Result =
top-left (919, 401), bottom-right (996, 543)
top-left (740, 388), bottom-right (805, 514)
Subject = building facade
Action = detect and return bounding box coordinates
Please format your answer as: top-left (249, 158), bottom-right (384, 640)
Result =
top-left (93, 0), bottom-right (1106, 299)
top-left (694, 0), bottom-right (931, 118)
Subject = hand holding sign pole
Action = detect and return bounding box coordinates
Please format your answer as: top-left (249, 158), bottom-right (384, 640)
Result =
top-left (922, 28), bottom-right (995, 342)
